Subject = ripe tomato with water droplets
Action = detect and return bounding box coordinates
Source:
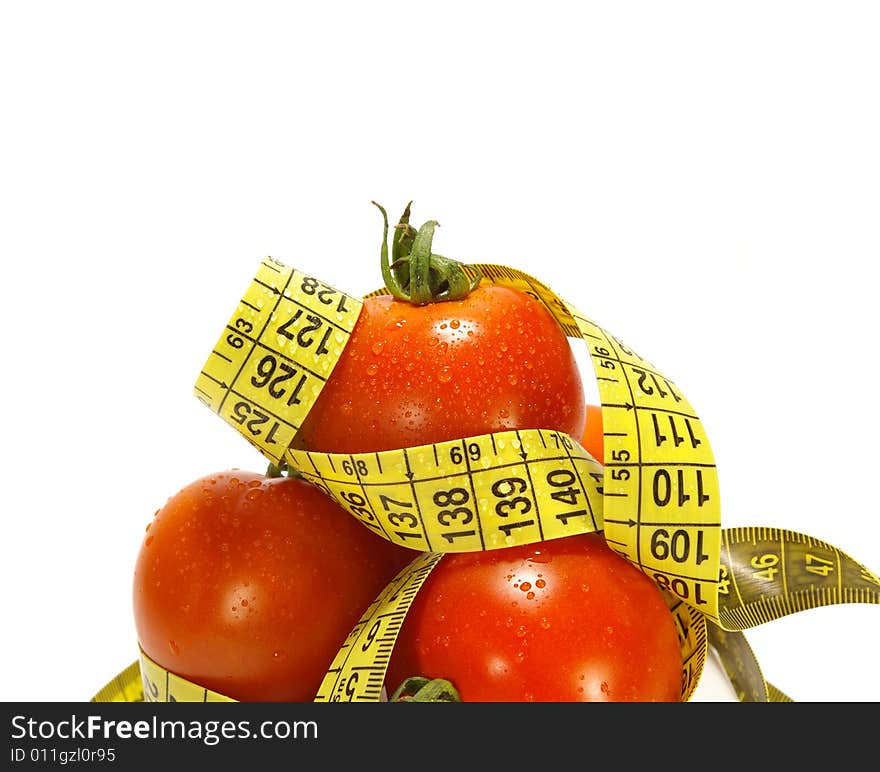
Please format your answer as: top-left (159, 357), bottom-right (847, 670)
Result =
top-left (295, 203), bottom-right (585, 454)
top-left (296, 286), bottom-right (586, 453)
top-left (132, 469), bottom-right (416, 701)
top-left (581, 403), bottom-right (604, 463)
top-left (384, 532), bottom-right (683, 702)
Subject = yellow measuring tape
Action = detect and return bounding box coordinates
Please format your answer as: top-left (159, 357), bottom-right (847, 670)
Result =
top-left (94, 257), bottom-right (880, 703)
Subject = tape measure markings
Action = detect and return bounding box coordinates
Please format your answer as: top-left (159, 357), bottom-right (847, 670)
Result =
top-left (514, 429), bottom-right (554, 544)
top-left (91, 661), bottom-right (143, 703)
top-left (254, 276), bottom-right (357, 336)
top-left (562, 300), bottom-right (723, 622)
top-left (181, 256), bottom-right (880, 704)
top-left (550, 427), bottom-right (603, 535)
top-left (104, 519), bottom-right (880, 703)
top-left (138, 647), bottom-right (235, 703)
top-left (706, 626), bottom-right (769, 702)
top-left (196, 259), bottom-right (302, 462)
top-left (346, 451), bottom-right (397, 546)
top-left (717, 526), bottom-right (880, 631)
top-left (353, 264), bottom-right (723, 616)
top-left (721, 533), bottom-right (748, 616)
top-left (315, 551), bottom-right (443, 702)
top-left (399, 447), bottom-right (432, 549)
top-left (460, 436), bottom-right (490, 551)
top-left (666, 594), bottom-right (708, 702)
top-left (213, 260), bottom-right (298, 415)
top-left (288, 428), bottom-right (605, 554)
top-left (195, 258), bottom-right (363, 463)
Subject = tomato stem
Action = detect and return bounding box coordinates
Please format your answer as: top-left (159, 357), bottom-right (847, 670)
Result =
top-left (372, 201), bottom-right (482, 305)
top-left (265, 461), bottom-right (301, 479)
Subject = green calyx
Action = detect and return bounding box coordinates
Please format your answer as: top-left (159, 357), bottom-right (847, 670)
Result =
top-left (265, 460), bottom-right (301, 479)
top-left (373, 200), bottom-right (482, 305)
top-left (389, 676), bottom-right (461, 702)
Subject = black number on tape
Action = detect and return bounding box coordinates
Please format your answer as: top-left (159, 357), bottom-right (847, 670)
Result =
top-left (251, 354), bottom-right (307, 406)
top-left (231, 401), bottom-right (282, 444)
top-left (277, 309), bottom-right (333, 356)
top-left (651, 528), bottom-right (711, 565)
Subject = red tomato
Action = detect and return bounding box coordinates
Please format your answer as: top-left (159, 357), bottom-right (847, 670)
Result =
top-left (384, 532), bottom-right (683, 702)
top-left (132, 469), bottom-right (416, 701)
top-left (295, 285), bottom-right (586, 454)
top-left (581, 403), bottom-right (604, 463)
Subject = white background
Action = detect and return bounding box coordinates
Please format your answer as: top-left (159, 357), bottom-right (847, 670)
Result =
top-left (1, 1), bottom-right (878, 703)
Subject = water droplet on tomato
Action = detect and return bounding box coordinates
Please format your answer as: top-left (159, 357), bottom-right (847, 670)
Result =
top-left (449, 319), bottom-right (460, 329)
top-left (535, 578), bottom-right (546, 588)
top-left (540, 617), bottom-right (550, 629)
top-left (600, 682), bottom-right (610, 695)
top-left (168, 640), bottom-right (179, 656)
top-left (144, 535), bottom-right (154, 547)
top-left (371, 340), bottom-right (385, 355)
top-left (499, 408), bottom-right (510, 419)
top-left (145, 523), bottom-right (151, 532)
top-left (366, 363), bottom-right (379, 376)
top-left (507, 374), bottom-right (518, 386)
top-left (245, 488), bottom-right (262, 501)
top-left (519, 581), bottom-right (532, 592)
top-left (437, 366), bottom-right (453, 383)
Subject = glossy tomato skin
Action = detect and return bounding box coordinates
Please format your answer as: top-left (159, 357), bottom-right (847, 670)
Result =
top-left (581, 403), bottom-right (604, 463)
top-left (385, 532), bottom-right (682, 702)
top-left (133, 470), bottom-right (416, 702)
top-left (295, 285), bottom-right (586, 453)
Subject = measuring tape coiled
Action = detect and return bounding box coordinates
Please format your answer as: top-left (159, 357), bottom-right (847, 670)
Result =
top-left (286, 428), bottom-right (606, 555)
top-left (93, 256), bottom-right (880, 703)
top-left (194, 257), bottom-right (363, 466)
